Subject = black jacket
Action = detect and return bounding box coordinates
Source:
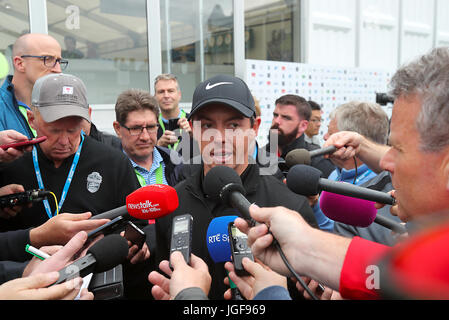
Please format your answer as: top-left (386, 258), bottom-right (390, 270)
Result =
top-left (155, 163), bottom-right (317, 300)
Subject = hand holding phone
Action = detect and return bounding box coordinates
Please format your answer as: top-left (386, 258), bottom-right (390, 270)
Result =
top-left (124, 221), bottom-right (146, 250)
top-left (0, 136), bottom-right (47, 150)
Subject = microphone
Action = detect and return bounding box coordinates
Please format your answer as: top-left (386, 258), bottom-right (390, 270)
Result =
top-left (285, 146), bottom-right (337, 167)
top-left (204, 170), bottom-right (320, 300)
top-left (287, 164), bottom-right (395, 205)
top-left (91, 184), bottom-right (179, 220)
top-left (52, 234), bottom-right (129, 285)
top-left (206, 216), bottom-right (238, 263)
top-left (203, 166), bottom-right (253, 223)
top-left (206, 216), bottom-right (245, 301)
top-left (319, 191), bottom-right (407, 234)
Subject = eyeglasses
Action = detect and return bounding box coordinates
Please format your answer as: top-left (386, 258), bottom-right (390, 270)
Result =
top-left (121, 123), bottom-right (159, 136)
top-left (20, 55), bottom-right (69, 71)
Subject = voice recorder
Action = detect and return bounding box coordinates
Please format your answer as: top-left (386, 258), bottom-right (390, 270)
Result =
top-left (170, 214), bottom-right (193, 266)
top-left (228, 222), bottom-right (254, 276)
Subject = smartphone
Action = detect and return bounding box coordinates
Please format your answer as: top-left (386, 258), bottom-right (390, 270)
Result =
top-left (124, 221), bottom-right (146, 250)
top-left (170, 214), bottom-right (193, 267)
top-left (0, 136), bottom-right (47, 150)
top-left (228, 222), bottom-right (254, 277)
top-left (87, 216), bottom-right (127, 240)
top-left (167, 118), bottom-right (180, 132)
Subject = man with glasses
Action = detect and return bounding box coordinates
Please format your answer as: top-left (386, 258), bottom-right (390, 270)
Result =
top-left (113, 89), bottom-right (184, 188)
top-left (0, 33), bottom-right (68, 138)
top-left (304, 100), bottom-right (323, 147)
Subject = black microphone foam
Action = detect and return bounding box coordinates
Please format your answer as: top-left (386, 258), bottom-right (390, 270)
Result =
top-left (287, 164), bottom-right (323, 195)
top-left (204, 166), bottom-right (246, 203)
top-left (204, 166), bottom-right (253, 222)
top-left (87, 234), bottom-right (129, 272)
top-left (285, 149), bottom-right (311, 167)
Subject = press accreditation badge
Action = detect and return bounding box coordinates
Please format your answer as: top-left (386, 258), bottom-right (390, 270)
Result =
top-left (87, 172), bottom-right (102, 193)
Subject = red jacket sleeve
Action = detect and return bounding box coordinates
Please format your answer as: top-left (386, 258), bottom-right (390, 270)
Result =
top-left (339, 237), bottom-right (391, 300)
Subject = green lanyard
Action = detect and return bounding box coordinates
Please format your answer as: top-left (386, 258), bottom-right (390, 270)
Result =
top-left (158, 109), bottom-right (186, 150)
top-left (18, 104), bottom-right (37, 138)
top-left (135, 164), bottom-right (164, 187)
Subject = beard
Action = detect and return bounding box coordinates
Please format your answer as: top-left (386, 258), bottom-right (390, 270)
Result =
top-left (269, 126), bottom-right (297, 148)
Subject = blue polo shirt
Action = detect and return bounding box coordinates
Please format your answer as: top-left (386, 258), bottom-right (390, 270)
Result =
top-left (126, 147), bottom-right (168, 186)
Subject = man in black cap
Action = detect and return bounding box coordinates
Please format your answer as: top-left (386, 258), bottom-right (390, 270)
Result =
top-left (153, 74), bottom-right (317, 300)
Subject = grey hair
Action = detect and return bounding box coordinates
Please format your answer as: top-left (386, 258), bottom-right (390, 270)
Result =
top-left (389, 47), bottom-right (449, 152)
top-left (330, 101), bottom-right (389, 145)
top-left (154, 73), bottom-right (179, 90)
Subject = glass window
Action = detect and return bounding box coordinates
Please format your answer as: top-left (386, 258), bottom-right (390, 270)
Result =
top-left (0, 0), bottom-right (30, 82)
top-left (160, 0), bottom-right (234, 103)
top-left (245, 0), bottom-right (301, 62)
top-left (47, 0), bottom-right (149, 104)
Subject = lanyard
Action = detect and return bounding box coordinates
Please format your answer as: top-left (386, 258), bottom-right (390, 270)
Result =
top-left (158, 110), bottom-right (186, 150)
top-left (354, 168), bottom-right (373, 185)
top-left (32, 133), bottom-right (85, 219)
top-left (135, 164), bottom-right (164, 187)
top-left (17, 101), bottom-right (37, 138)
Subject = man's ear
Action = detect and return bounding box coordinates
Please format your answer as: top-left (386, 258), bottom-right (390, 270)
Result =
top-left (253, 117), bottom-right (261, 135)
top-left (297, 120), bottom-right (309, 138)
top-left (27, 110), bottom-right (37, 131)
top-left (13, 56), bottom-right (25, 73)
top-left (113, 121), bottom-right (122, 138)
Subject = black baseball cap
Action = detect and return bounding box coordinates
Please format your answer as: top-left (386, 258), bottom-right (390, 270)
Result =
top-left (189, 74), bottom-right (255, 120)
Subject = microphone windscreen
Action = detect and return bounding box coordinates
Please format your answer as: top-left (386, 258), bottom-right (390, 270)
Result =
top-left (204, 166), bottom-right (245, 200)
top-left (287, 164), bottom-right (322, 196)
top-left (126, 184), bottom-right (179, 220)
top-left (87, 234), bottom-right (129, 272)
top-left (285, 149), bottom-right (311, 167)
top-left (206, 216), bottom-right (238, 263)
top-left (319, 191), bottom-right (377, 227)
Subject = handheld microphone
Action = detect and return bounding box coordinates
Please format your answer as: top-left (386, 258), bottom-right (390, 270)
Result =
top-left (320, 192), bottom-right (407, 234)
top-left (206, 216), bottom-right (244, 301)
top-left (91, 184), bottom-right (179, 220)
top-left (285, 146), bottom-right (337, 167)
top-left (203, 166), bottom-right (253, 223)
top-left (204, 167), bottom-right (319, 300)
top-left (52, 234), bottom-right (129, 285)
top-left (287, 164), bottom-right (395, 205)
top-left (206, 216), bottom-right (238, 263)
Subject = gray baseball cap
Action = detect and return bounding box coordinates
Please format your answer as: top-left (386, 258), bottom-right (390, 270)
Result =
top-left (31, 73), bottom-right (90, 123)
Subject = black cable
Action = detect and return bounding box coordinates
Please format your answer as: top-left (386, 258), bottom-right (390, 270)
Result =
top-left (273, 240), bottom-right (319, 300)
top-left (249, 219), bottom-right (319, 300)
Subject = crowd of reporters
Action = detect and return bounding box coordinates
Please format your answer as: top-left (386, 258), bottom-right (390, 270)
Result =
top-left (0, 32), bottom-right (448, 301)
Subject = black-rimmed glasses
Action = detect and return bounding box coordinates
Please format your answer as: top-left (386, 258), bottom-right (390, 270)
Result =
top-left (121, 123), bottom-right (159, 136)
top-left (20, 55), bottom-right (69, 70)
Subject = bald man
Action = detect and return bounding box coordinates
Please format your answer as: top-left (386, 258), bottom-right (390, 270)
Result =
top-left (0, 33), bottom-right (67, 138)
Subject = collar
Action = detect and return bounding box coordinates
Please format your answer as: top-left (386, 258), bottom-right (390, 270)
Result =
top-left (335, 163), bottom-right (371, 181)
top-left (128, 147), bottom-right (164, 174)
top-left (160, 109), bottom-right (185, 123)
